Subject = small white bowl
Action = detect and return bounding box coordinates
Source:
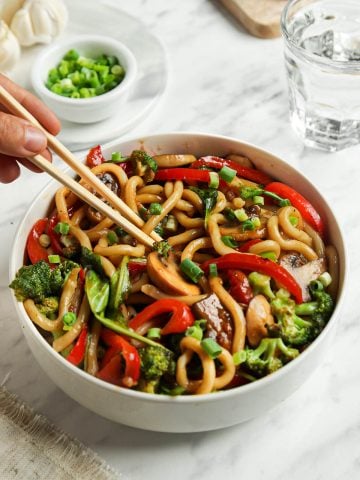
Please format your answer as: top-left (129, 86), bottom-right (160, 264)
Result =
top-left (9, 133), bottom-right (347, 433)
top-left (31, 34), bottom-right (137, 124)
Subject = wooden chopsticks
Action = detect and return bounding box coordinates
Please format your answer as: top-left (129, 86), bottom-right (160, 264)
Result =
top-left (0, 85), bottom-right (161, 248)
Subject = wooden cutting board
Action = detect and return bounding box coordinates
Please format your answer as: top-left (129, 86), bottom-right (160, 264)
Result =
top-left (218, 0), bottom-right (288, 39)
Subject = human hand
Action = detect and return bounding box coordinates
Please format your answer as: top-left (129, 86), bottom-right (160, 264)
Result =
top-left (0, 74), bottom-right (61, 183)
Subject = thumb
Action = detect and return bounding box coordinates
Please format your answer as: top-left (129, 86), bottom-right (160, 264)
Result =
top-left (0, 112), bottom-right (47, 157)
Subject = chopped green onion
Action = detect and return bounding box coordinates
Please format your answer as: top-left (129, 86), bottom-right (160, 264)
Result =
top-left (195, 319), bottom-right (207, 330)
top-left (209, 264), bottom-right (218, 278)
top-left (219, 166), bottom-right (236, 183)
top-left (289, 215), bottom-right (299, 226)
top-left (233, 350), bottom-right (246, 366)
top-left (223, 207), bottom-right (237, 222)
top-left (48, 254), bottom-right (61, 264)
top-left (111, 151), bottom-right (123, 162)
top-left (253, 195), bottom-right (264, 206)
top-left (201, 338), bottom-right (222, 359)
top-left (209, 172), bottom-right (219, 189)
top-left (318, 272), bottom-right (332, 287)
top-left (234, 208), bottom-right (248, 222)
top-left (180, 259), bottom-right (204, 283)
top-left (221, 236), bottom-right (238, 248)
top-left (252, 217), bottom-right (261, 228)
top-left (242, 219), bottom-right (255, 231)
top-left (164, 215), bottom-right (178, 233)
top-left (185, 325), bottom-right (203, 341)
top-left (62, 311), bottom-right (77, 331)
top-left (39, 234), bottom-right (51, 248)
top-left (149, 203), bottom-right (163, 215)
top-left (54, 222), bottom-right (70, 235)
top-left (64, 49), bottom-right (79, 61)
top-left (107, 231), bottom-right (119, 245)
top-left (115, 226), bottom-right (127, 237)
top-left (260, 251), bottom-right (277, 262)
top-left (161, 385), bottom-right (187, 396)
top-left (147, 328), bottom-right (162, 340)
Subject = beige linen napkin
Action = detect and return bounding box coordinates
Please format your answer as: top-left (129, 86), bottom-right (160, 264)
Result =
top-left (0, 387), bottom-right (121, 480)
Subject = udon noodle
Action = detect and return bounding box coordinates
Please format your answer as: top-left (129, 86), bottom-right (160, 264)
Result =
top-left (10, 147), bottom-right (338, 395)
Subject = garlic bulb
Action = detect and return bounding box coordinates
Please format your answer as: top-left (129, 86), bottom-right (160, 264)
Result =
top-left (0, 0), bottom-right (24, 25)
top-left (0, 20), bottom-right (21, 72)
top-left (10, 0), bottom-right (68, 47)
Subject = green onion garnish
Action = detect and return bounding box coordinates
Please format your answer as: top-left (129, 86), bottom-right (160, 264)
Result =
top-left (252, 217), bottom-right (261, 228)
top-left (260, 251), bottom-right (277, 262)
top-left (147, 328), bottom-right (162, 340)
top-left (115, 226), bottom-right (127, 237)
top-left (180, 259), bottom-right (204, 283)
top-left (62, 312), bottom-right (77, 330)
top-left (111, 152), bottom-right (123, 162)
top-left (48, 254), bottom-right (61, 264)
top-left (209, 172), bottom-right (219, 189)
top-left (185, 325), bottom-right (203, 341)
top-left (234, 208), bottom-right (248, 222)
top-left (201, 338), bottom-right (222, 359)
top-left (219, 166), bottom-right (236, 183)
top-left (233, 350), bottom-right (246, 366)
top-left (54, 222), bottom-right (70, 235)
top-left (223, 208), bottom-right (237, 222)
top-left (195, 319), bottom-right (207, 330)
top-left (46, 50), bottom-right (125, 98)
top-left (107, 231), bottom-right (119, 245)
top-left (289, 215), bottom-right (299, 226)
top-left (221, 236), bottom-right (238, 248)
top-left (242, 219), bottom-right (255, 231)
top-left (209, 264), bottom-right (218, 277)
top-left (149, 203), bottom-right (163, 215)
top-left (253, 195), bottom-right (264, 206)
top-left (318, 272), bottom-right (332, 287)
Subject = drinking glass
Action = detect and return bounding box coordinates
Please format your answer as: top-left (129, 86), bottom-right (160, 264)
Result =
top-left (281, 0), bottom-right (360, 152)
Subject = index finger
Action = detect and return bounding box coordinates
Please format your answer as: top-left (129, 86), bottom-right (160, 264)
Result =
top-left (0, 74), bottom-right (61, 136)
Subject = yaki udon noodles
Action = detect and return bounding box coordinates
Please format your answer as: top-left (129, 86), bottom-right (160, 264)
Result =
top-left (10, 146), bottom-right (338, 395)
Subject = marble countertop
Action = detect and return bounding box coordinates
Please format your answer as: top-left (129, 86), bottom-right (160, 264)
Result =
top-left (1, 1), bottom-right (359, 479)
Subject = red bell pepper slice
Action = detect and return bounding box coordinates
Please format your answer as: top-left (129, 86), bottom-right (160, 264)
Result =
top-left (86, 145), bottom-right (106, 167)
top-left (98, 328), bottom-right (141, 387)
top-left (228, 270), bottom-right (253, 304)
top-left (128, 299), bottom-right (195, 335)
top-left (128, 261), bottom-right (148, 275)
top-left (26, 218), bottom-right (49, 264)
top-left (265, 182), bottom-right (325, 236)
top-left (202, 253), bottom-right (303, 304)
top-left (67, 326), bottom-right (88, 366)
top-left (47, 214), bottom-right (63, 255)
top-left (237, 239), bottom-right (262, 252)
top-left (155, 168), bottom-right (211, 184)
top-left (191, 156), bottom-right (272, 185)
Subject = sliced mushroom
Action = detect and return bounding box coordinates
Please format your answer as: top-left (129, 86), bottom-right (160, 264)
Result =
top-left (246, 294), bottom-right (274, 347)
top-left (153, 154), bottom-right (196, 168)
top-left (147, 251), bottom-right (201, 296)
top-left (280, 253), bottom-right (326, 302)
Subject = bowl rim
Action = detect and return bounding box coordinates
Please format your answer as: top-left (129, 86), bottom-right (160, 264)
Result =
top-left (31, 34), bottom-right (138, 106)
top-left (9, 131), bottom-right (349, 405)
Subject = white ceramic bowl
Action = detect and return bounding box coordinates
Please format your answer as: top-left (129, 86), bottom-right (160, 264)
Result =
top-left (9, 133), bottom-right (347, 433)
top-left (31, 34), bottom-right (137, 124)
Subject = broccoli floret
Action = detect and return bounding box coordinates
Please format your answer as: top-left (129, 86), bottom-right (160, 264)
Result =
top-left (295, 280), bottom-right (334, 336)
top-left (50, 260), bottom-right (80, 294)
top-left (36, 296), bottom-right (59, 319)
top-left (137, 345), bottom-right (175, 394)
top-left (153, 240), bottom-right (172, 259)
top-left (10, 259), bottom-right (79, 303)
top-left (130, 150), bottom-right (158, 182)
top-left (242, 337), bottom-right (299, 377)
top-left (248, 272), bottom-right (275, 300)
top-left (270, 289), bottom-right (315, 346)
top-left (10, 261), bottom-right (52, 302)
top-left (139, 345), bottom-right (175, 381)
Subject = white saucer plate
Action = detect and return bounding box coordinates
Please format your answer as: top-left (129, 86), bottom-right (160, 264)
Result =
top-left (9, 0), bottom-right (168, 151)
